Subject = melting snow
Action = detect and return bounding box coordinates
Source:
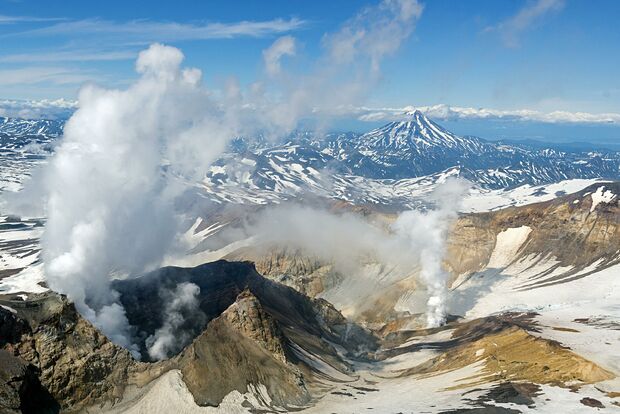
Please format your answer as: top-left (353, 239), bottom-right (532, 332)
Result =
top-left (105, 370), bottom-right (277, 413)
top-left (0, 263), bottom-right (47, 295)
top-left (486, 226), bottom-right (532, 268)
top-left (589, 186), bottom-right (616, 212)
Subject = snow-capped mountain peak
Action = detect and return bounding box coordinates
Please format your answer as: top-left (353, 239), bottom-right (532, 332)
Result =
top-left (355, 110), bottom-right (488, 159)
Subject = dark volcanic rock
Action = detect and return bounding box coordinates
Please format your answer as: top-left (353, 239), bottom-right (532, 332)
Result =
top-left (580, 397), bottom-right (605, 408)
top-left (0, 349), bottom-right (59, 414)
top-left (114, 260), bottom-right (378, 361)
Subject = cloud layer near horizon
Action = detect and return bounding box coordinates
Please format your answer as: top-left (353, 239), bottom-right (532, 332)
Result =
top-left (353, 104), bottom-right (620, 125)
top-left (4, 99), bottom-right (619, 127)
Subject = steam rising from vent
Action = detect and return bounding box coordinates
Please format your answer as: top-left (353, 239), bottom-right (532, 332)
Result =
top-left (2, 0), bottom-right (424, 353)
top-left (38, 44), bottom-right (236, 354)
top-left (205, 178), bottom-right (470, 328)
top-left (393, 178), bottom-right (471, 327)
top-left (146, 282), bottom-right (204, 360)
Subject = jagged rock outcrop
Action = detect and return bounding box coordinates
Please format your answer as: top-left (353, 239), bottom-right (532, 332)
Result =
top-left (0, 294), bottom-right (144, 413)
top-left (113, 260), bottom-right (377, 363)
top-left (226, 246), bottom-right (336, 298)
top-left (173, 289), bottom-right (310, 407)
top-left (220, 289), bottom-right (287, 361)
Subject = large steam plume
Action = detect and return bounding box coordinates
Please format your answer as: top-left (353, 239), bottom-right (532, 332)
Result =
top-left (41, 44), bottom-right (237, 353)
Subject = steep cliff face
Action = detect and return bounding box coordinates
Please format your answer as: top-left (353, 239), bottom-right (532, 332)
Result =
top-left (174, 290), bottom-right (311, 408)
top-left (447, 182), bottom-right (620, 285)
top-left (0, 294), bottom-right (143, 413)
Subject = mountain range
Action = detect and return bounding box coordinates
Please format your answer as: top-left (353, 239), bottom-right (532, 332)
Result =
top-left (202, 111), bottom-right (620, 208)
top-left (2, 111), bottom-right (619, 200)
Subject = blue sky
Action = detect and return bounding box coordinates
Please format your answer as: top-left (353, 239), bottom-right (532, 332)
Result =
top-left (0, 0), bottom-right (619, 143)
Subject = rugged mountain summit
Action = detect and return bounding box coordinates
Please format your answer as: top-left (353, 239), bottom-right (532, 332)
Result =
top-left (2, 111), bottom-right (620, 199)
top-left (328, 110), bottom-right (493, 179)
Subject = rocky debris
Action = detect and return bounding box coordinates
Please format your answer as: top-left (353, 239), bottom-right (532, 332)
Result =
top-left (463, 382), bottom-right (541, 408)
top-left (0, 293), bottom-right (144, 413)
top-left (580, 397), bottom-right (605, 408)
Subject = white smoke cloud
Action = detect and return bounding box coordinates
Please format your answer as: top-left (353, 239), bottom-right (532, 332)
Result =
top-left (211, 178), bottom-right (470, 327)
top-left (34, 43), bottom-right (241, 351)
top-left (485, 0), bottom-right (565, 48)
top-left (392, 178), bottom-right (471, 327)
top-left (324, 0), bottom-right (423, 72)
top-left (146, 282), bottom-right (204, 360)
top-left (263, 35), bottom-right (296, 76)
top-left (247, 204), bottom-right (411, 274)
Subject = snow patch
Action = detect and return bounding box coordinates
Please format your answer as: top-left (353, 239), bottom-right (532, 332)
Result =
top-left (486, 226), bottom-right (532, 269)
top-left (0, 263), bottom-right (47, 294)
top-left (105, 370), bottom-right (278, 413)
top-left (589, 186), bottom-right (616, 212)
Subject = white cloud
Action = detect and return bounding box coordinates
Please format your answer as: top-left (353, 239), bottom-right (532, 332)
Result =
top-left (6, 17), bottom-right (307, 42)
top-left (263, 35), bottom-right (296, 76)
top-left (0, 98), bottom-right (77, 119)
top-left (323, 0), bottom-right (424, 72)
top-left (0, 49), bottom-right (136, 63)
top-left (0, 67), bottom-right (95, 86)
top-left (353, 103), bottom-right (620, 125)
top-left (486, 0), bottom-right (565, 47)
top-left (0, 15), bottom-right (64, 24)
top-left (256, 0), bottom-right (424, 132)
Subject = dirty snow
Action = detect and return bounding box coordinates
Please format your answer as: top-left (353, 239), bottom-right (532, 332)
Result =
top-left (590, 185), bottom-right (617, 212)
top-left (103, 370), bottom-right (278, 414)
top-left (486, 226), bottom-right (532, 269)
